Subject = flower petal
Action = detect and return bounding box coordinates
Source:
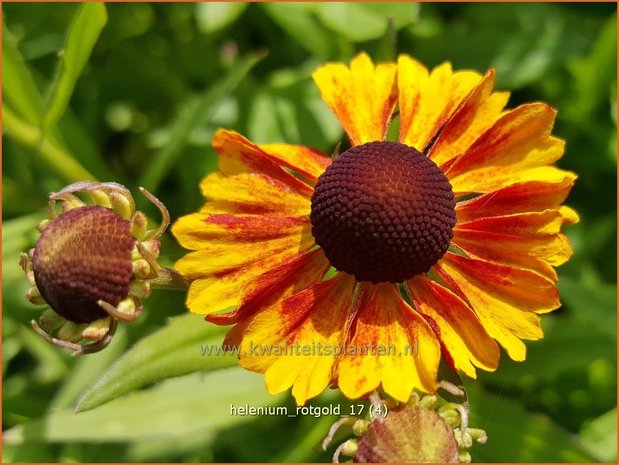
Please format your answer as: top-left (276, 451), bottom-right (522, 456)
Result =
top-left (455, 177), bottom-right (578, 224)
top-left (398, 56), bottom-right (483, 151)
top-left (258, 143), bottom-right (332, 183)
top-left (457, 210), bottom-right (563, 236)
top-left (428, 70), bottom-right (510, 166)
top-left (436, 252), bottom-right (559, 361)
top-left (200, 172), bottom-right (311, 216)
top-left (337, 283), bottom-right (440, 402)
top-left (407, 276), bottom-right (500, 378)
top-left (236, 273), bottom-right (356, 405)
top-left (206, 248), bottom-right (330, 325)
top-left (177, 230), bottom-right (314, 314)
top-left (446, 103), bottom-right (566, 194)
top-left (453, 210), bottom-right (573, 278)
top-left (213, 129), bottom-right (314, 197)
top-left (172, 212), bottom-right (308, 250)
top-left (452, 229), bottom-right (572, 279)
top-left (312, 52), bottom-right (397, 146)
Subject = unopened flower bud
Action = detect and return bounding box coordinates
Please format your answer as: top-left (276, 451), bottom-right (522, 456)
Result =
top-left (21, 181), bottom-right (186, 356)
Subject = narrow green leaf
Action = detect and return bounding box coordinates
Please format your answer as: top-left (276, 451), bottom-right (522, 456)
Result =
top-left (139, 51), bottom-right (266, 192)
top-left (3, 18), bottom-right (111, 182)
top-left (43, 3), bottom-right (108, 130)
top-left (5, 369), bottom-right (282, 445)
top-left (567, 14), bottom-right (617, 117)
top-left (75, 314), bottom-right (236, 412)
top-left (2, 22), bottom-right (44, 125)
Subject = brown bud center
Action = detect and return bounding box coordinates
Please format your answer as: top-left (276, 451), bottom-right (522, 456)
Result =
top-left (32, 206), bottom-right (135, 323)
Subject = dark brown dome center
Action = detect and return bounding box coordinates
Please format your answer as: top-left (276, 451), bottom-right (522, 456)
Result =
top-left (32, 206), bottom-right (135, 323)
top-left (310, 141), bottom-right (456, 283)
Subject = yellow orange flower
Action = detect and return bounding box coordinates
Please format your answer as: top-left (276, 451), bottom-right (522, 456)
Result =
top-left (172, 53), bottom-right (577, 405)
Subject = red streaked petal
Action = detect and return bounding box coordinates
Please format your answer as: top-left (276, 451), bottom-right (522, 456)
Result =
top-left (206, 248), bottom-right (330, 325)
top-left (454, 210), bottom-right (573, 275)
top-left (429, 70), bottom-right (510, 166)
top-left (337, 283), bottom-right (440, 402)
top-left (172, 212), bottom-right (308, 250)
top-left (175, 226), bottom-right (313, 279)
top-left (452, 229), bottom-right (572, 278)
top-left (199, 172), bottom-right (311, 216)
top-left (457, 210), bottom-right (563, 236)
top-left (436, 252), bottom-right (559, 361)
top-left (407, 276), bottom-right (500, 378)
top-left (176, 230), bottom-right (315, 314)
top-left (312, 52), bottom-right (397, 146)
top-left (258, 143), bottom-right (332, 183)
top-left (398, 56), bottom-right (483, 151)
top-left (213, 129), bottom-right (314, 197)
top-left (455, 177), bottom-right (577, 223)
top-left (446, 103), bottom-right (565, 193)
top-left (236, 273), bottom-right (356, 405)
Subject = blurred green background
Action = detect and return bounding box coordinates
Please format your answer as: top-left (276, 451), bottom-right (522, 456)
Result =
top-left (2, 2), bottom-right (617, 463)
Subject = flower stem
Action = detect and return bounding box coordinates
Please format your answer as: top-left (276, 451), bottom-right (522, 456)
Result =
top-left (151, 267), bottom-right (189, 290)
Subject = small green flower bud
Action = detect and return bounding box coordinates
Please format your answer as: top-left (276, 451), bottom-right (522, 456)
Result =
top-left (352, 419), bottom-right (369, 437)
top-left (339, 439), bottom-right (358, 457)
top-left (459, 450), bottom-right (472, 463)
top-left (468, 427), bottom-right (488, 444)
top-left (439, 408), bottom-right (461, 429)
top-left (454, 428), bottom-right (473, 449)
top-left (420, 394), bottom-right (439, 410)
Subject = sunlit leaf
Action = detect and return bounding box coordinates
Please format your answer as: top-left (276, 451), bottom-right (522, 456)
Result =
top-left (43, 3), bottom-right (108, 130)
top-left (2, 22), bottom-right (44, 125)
top-left (579, 408), bottom-right (617, 462)
top-left (6, 369), bottom-right (282, 445)
top-left (75, 314), bottom-right (236, 412)
top-left (195, 2), bottom-right (248, 34)
top-left (316, 2), bottom-right (419, 42)
top-left (49, 327), bottom-right (129, 410)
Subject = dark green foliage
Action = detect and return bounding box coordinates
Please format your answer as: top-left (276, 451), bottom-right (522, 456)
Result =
top-left (2, 3), bottom-right (616, 462)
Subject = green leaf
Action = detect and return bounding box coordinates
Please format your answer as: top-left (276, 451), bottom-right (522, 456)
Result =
top-left (567, 14), bottom-right (617, 118)
top-left (247, 67), bottom-right (341, 148)
top-left (559, 275), bottom-right (617, 338)
top-left (3, 106), bottom-right (96, 182)
top-left (49, 327), bottom-right (129, 410)
top-left (139, 51), bottom-right (266, 192)
top-left (579, 408), bottom-right (617, 462)
top-left (2, 22), bottom-right (44, 125)
top-left (316, 2), bottom-right (419, 42)
top-left (466, 383), bottom-right (594, 462)
top-left (261, 3), bottom-right (332, 57)
top-left (75, 314), bottom-right (236, 412)
top-left (43, 3), bottom-right (108, 131)
top-left (316, 3), bottom-right (385, 42)
top-left (5, 369), bottom-right (283, 447)
top-left (195, 2), bottom-right (248, 34)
